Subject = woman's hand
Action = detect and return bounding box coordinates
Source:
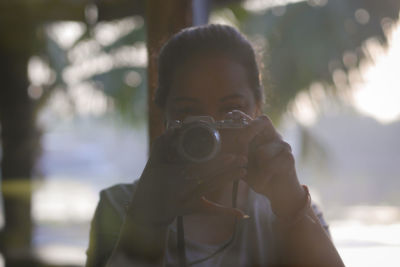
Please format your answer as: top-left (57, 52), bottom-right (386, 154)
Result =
top-left (128, 127), bottom-right (248, 227)
top-left (223, 111), bottom-right (306, 218)
top-left (110, 126), bottom-right (247, 264)
top-left (247, 116), bottom-right (306, 217)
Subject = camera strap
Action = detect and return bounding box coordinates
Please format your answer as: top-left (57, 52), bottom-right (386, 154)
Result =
top-left (177, 216), bottom-right (187, 267)
top-left (177, 181), bottom-right (239, 267)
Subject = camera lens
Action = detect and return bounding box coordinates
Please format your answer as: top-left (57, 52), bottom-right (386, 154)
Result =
top-left (179, 124), bottom-right (220, 162)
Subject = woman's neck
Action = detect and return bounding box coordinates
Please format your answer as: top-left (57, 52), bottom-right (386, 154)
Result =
top-left (182, 181), bottom-right (249, 245)
top-left (205, 180), bottom-right (248, 207)
top-left (204, 183), bottom-right (233, 206)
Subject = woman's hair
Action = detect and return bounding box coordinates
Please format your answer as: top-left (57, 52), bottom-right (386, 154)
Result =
top-left (155, 24), bottom-right (264, 108)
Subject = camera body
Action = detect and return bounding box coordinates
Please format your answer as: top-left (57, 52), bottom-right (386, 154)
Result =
top-left (168, 115), bottom-right (249, 163)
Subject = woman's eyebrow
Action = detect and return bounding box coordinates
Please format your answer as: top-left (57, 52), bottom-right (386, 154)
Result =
top-left (219, 94), bottom-right (244, 102)
top-left (171, 97), bottom-right (199, 103)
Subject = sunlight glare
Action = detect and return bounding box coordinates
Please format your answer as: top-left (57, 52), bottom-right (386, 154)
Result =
top-left (33, 179), bottom-right (98, 223)
top-left (35, 244), bottom-right (86, 266)
top-left (70, 83), bottom-right (111, 116)
top-left (28, 56), bottom-right (55, 86)
top-left (46, 22), bottom-right (86, 50)
top-left (243, 0), bottom-right (306, 12)
top-left (352, 22), bottom-right (400, 124)
top-left (331, 220), bottom-right (400, 267)
top-left (94, 16), bottom-right (144, 46)
top-left (291, 90), bottom-right (318, 126)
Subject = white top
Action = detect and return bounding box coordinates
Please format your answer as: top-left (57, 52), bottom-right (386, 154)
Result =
top-left (86, 183), bottom-right (329, 267)
top-left (165, 189), bottom-right (328, 266)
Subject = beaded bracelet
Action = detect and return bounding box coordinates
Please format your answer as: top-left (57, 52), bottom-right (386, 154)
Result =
top-left (274, 185), bottom-right (312, 228)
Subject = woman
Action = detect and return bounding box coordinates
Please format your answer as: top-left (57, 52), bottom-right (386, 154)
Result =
top-left (86, 24), bottom-right (344, 266)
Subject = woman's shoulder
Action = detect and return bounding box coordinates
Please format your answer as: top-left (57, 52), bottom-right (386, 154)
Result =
top-left (98, 181), bottom-right (138, 220)
top-left (86, 181), bottom-right (138, 266)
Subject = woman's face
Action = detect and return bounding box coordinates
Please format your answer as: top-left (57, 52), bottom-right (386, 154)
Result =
top-left (165, 54), bottom-right (260, 123)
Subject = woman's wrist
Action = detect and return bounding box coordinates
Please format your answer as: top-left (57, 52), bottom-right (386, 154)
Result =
top-left (269, 182), bottom-right (308, 219)
top-left (272, 185), bottom-right (311, 227)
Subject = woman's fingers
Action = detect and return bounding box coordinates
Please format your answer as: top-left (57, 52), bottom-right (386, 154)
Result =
top-left (247, 140), bottom-right (293, 178)
top-left (149, 127), bottom-right (179, 163)
top-left (245, 140), bottom-right (295, 190)
top-left (257, 140), bottom-right (292, 160)
top-left (261, 142), bottom-right (295, 174)
top-left (221, 114), bottom-right (280, 156)
top-left (240, 115), bottom-right (277, 143)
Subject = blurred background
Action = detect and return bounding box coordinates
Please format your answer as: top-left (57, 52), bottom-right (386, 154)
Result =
top-left (0, 0), bottom-right (399, 266)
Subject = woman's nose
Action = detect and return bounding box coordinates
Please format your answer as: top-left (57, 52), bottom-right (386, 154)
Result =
top-left (204, 112), bottom-right (224, 122)
top-left (201, 108), bottom-right (228, 121)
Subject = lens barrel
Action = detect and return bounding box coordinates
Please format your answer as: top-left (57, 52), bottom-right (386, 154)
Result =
top-left (177, 121), bottom-right (221, 163)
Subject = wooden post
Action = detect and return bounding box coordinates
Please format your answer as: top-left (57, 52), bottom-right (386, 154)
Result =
top-left (145, 0), bottom-right (193, 148)
top-left (0, 36), bottom-right (38, 267)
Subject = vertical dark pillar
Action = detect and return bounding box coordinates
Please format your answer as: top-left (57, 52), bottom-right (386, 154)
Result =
top-left (0, 43), bottom-right (39, 267)
top-left (145, 0), bottom-right (193, 148)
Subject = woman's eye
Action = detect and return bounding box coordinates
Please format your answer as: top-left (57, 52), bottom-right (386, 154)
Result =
top-left (175, 107), bottom-right (198, 116)
top-left (221, 105), bottom-right (244, 113)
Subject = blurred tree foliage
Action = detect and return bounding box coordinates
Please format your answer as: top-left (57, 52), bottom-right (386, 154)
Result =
top-left (9, 0), bottom-right (398, 127)
top-left (44, 17), bottom-right (148, 123)
top-left (26, 0), bottom-right (400, 127)
top-left (225, 0), bottom-right (400, 121)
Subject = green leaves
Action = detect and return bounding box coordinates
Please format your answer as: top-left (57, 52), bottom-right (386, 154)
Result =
top-left (41, 16), bottom-right (147, 125)
top-left (234, 0), bottom-right (400, 122)
top-left (90, 66), bottom-right (147, 123)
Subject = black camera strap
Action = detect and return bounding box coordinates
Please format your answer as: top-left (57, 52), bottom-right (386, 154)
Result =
top-left (177, 180), bottom-right (239, 267)
top-left (177, 216), bottom-right (187, 267)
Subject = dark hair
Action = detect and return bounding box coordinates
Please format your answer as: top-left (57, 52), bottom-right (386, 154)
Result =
top-left (155, 24), bottom-right (264, 108)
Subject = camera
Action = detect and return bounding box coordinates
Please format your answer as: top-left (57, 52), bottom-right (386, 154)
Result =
top-left (168, 115), bottom-right (249, 163)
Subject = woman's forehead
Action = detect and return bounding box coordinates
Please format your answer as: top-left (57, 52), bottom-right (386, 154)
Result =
top-left (169, 54), bottom-right (251, 98)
